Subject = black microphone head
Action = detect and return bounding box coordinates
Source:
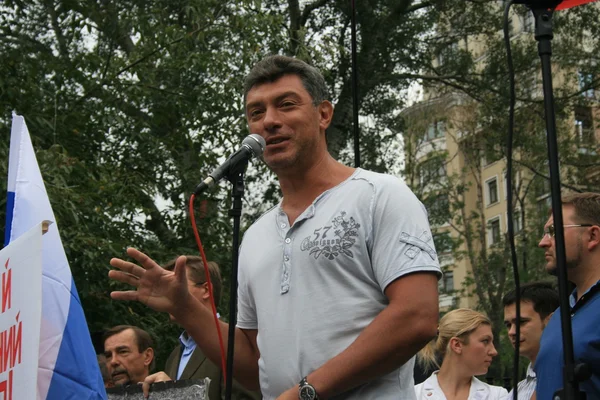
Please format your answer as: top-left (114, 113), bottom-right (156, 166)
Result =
top-left (243, 134), bottom-right (266, 158)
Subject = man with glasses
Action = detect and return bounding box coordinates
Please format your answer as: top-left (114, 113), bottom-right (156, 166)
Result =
top-left (535, 192), bottom-right (600, 399)
top-left (141, 256), bottom-right (260, 400)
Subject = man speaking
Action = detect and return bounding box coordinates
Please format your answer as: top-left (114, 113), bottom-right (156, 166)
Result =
top-left (109, 55), bottom-right (441, 399)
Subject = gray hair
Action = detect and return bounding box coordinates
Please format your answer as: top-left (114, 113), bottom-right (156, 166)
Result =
top-left (243, 55), bottom-right (329, 106)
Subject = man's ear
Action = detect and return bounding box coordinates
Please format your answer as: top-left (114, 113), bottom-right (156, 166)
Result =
top-left (318, 100), bottom-right (334, 131)
top-left (143, 348), bottom-right (154, 367)
top-left (587, 225), bottom-right (600, 251)
top-left (449, 337), bottom-right (463, 355)
top-left (201, 282), bottom-right (211, 301)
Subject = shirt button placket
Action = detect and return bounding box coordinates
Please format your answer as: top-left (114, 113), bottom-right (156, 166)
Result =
top-left (278, 215), bottom-right (292, 294)
top-left (281, 236), bottom-right (293, 294)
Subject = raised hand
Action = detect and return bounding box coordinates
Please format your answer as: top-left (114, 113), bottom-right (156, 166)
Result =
top-left (109, 248), bottom-right (190, 315)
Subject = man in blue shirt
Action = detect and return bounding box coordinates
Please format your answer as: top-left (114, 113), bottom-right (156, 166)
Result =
top-left (536, 192), bottom-right (600, 399)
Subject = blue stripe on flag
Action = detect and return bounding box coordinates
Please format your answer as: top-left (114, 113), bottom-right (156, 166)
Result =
top-left (46, 279), bottom-right (105, 400)
top-left (4, 191), bottom-right (15, 246)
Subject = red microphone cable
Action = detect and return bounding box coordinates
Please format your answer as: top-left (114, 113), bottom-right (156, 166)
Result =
top-left (557, 0), bottom-right (598, 10)
top-left (189, 193), bottom-right (228, 383)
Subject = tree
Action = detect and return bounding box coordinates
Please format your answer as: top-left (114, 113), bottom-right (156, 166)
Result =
top-left (0, 0), bottom-right (288, 365)
top-left (400, 1), bottom-right (600, 379)
top-left (2, 0), bottom-right (599, 378)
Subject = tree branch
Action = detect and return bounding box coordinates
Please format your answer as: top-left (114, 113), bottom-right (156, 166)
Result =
top-left (301, 0), bottom-right (331, 26)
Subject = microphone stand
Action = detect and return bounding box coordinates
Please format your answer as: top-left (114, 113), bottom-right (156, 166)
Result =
top-left (523, 2), bottom-right (589, 398)
top-left (223, 165), bottom-right (247, 400)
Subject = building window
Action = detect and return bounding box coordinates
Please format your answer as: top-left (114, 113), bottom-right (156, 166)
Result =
top-left (487, 178), bottom-right (499, 205)
top-left (513, 210), bottom-right (523, 233)
top-left (437, 42), bottom-right (458, 66)
top-left (439, 271), bottom-right (454, 293)
top-left (574, 106), bottom-right (594, 145)
top-left (423, 120), bottom-right (446, 142)
top-left (488, 217), bottom-right (502, 245)
top-left (433, 232), bottom-right (453, 254)
top-left (578, 71), bottom-right (595, 98)
top-left (419, 158), bottom-right (446, 189)
top-left (503, 170), bottom-right (521, 200)
top-left (424, 194), bottom-right (450, 226)
top-left (533, 174), bottom-right (551, 199)
top-left (483, 145), bottom-right (502, 167)
top-left (507, 209), bottom-right (523, 234)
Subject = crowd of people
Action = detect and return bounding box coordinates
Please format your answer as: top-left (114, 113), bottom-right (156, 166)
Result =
top-left (101, 55), bottom-right (600, 399)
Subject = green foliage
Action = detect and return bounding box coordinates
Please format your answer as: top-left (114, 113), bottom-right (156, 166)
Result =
top-left (2, 0), bottom-right (599, 382)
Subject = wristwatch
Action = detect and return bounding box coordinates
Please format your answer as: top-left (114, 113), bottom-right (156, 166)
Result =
top-left (298, 376), bottom-right (320, 400)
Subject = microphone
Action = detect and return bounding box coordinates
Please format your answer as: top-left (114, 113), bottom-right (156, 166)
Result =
top-left (194, 134), bottom-right (266, 194)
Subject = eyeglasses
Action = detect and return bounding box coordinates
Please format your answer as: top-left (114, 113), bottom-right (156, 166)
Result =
top-left (542, 224), bottom-right (593, 239)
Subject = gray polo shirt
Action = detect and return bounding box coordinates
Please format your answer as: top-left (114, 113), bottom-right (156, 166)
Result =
top-left (237, 168), bottom-right (441, 399)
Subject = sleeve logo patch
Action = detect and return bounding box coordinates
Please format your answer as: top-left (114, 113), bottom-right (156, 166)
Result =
top-left (399, 231), bottom-right (437, 260)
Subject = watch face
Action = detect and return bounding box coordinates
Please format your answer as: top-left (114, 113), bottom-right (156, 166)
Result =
top-left (300, 385), bottom-right (316, 400)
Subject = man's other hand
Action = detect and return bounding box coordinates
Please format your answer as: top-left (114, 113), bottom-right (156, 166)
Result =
top-left (141, 371), bottom-right (173, 398)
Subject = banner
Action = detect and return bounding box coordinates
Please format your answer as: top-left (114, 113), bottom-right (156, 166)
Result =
top-left (5, 113), bottom-right (106, 399)
top-left (0, 222), bottom-right (44, 400)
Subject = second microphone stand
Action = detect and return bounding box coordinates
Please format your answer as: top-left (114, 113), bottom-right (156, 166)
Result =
top-left (527, 3), bottom-right (590, 399)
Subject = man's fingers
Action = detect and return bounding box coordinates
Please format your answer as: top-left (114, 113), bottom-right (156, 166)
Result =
top-left (110, 291), bottom-right (139, 302)
top-left (110, 258), bottom-right (146, 277)
top-left (174, 255), bottom-right (188, 284)
top-left (108, 270), bottom-right (140, 287)
top-left (142, 380), bottom-right (151, 398)
top-left (126, 247), bottom-right (162, 271)
top-left (142, 372), bottom-right (172, 398)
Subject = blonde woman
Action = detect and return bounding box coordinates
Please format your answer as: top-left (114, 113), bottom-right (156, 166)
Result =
top-left (415, 308), bottom-right (507, 400)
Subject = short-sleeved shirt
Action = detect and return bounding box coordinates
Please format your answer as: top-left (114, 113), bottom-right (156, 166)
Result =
top-left (237, 168), bottom-right (441, 399)
top-left (535, 280), bottom-right (600, 399)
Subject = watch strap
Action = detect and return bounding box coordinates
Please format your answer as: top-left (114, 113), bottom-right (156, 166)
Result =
top-left (298, 376), bottom-right (320, 400)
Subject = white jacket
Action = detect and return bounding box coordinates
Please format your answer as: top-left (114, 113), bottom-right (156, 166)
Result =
top-left (415, 371), bottom-right (508, 400)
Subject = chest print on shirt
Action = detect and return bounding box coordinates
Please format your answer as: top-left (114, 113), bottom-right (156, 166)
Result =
top-left (300, 211), bottom-right (360, 260)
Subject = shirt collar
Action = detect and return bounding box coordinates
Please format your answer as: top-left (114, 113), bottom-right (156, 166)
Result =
top-left (179, 331), bottom-right (197, 350)
top-left (569, 279), bottom-right (600, 308)
top-left (526, 362), bottom-right (536, 379)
